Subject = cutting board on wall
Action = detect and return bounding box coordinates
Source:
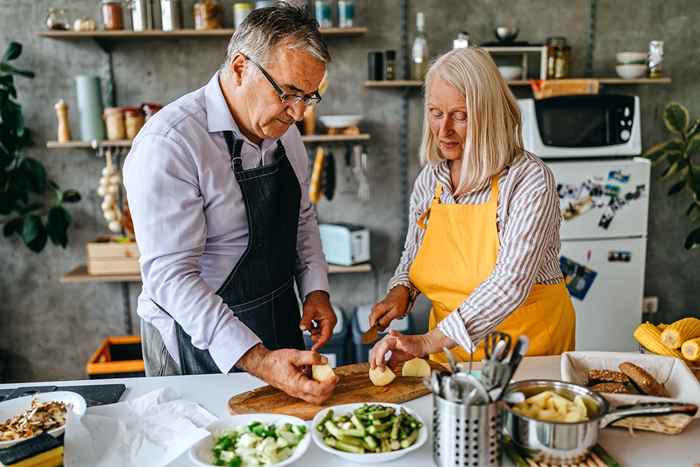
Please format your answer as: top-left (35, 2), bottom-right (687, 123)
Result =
top-left (228, 362), bottom-right (446, 420)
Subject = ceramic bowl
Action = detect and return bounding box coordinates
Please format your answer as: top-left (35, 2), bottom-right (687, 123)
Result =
top-left (498, 66), bottom-right (523, 81)
top-left (615, 64), bottom-right (647, 79)
top-left (494, 26), bottom-right (519, 43)
top-left (319, 114), bottom-right (363, 129)
top-left (616, 52), bottom-right (647, 65)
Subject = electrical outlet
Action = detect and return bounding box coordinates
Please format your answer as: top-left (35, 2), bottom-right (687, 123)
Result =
top-left (642, 296), bottom-right (659, 314)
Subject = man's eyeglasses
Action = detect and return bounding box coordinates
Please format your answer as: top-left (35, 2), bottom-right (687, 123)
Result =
top-left (243, 54), bottom-right (322, 107)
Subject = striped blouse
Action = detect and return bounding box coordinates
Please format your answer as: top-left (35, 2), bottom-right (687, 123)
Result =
top-left (388, 151), bottom-right (563, 353)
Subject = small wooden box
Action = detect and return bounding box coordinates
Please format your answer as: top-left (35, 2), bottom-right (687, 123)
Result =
top-left (86, 236), bottom-right (140, 275)
top-left (86, 335), bottom-right (144, 378)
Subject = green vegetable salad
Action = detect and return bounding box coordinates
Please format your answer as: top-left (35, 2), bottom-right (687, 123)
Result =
top-left (211, 421), bottom-right (307, 467)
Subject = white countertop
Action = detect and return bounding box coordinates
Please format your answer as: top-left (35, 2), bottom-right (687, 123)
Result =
top-left (1, 356), bottom-right (698, 466)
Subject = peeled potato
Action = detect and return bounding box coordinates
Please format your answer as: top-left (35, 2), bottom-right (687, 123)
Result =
top-left (401, 358), bottom-right (431, 378)
top-left (369, 366), bottom-right (396, 386)
top-left (312, 364), bottom-right (336, 382)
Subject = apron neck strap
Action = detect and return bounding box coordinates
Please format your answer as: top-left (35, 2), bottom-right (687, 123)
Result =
top-left (223, 130), bottom-right (244, 173)
top-left (433, 182), bottom-right (444, 201)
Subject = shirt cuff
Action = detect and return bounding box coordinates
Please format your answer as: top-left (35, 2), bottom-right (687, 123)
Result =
top-left (207, 316), bottom-right (262, 374)
top-left (297, 266), bottom-right (330, 300)
top-left (438, 310), bottom-right (475, 354)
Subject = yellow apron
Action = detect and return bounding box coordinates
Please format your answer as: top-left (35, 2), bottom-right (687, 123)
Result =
top-left (408, 178), bottom-right (575, 364)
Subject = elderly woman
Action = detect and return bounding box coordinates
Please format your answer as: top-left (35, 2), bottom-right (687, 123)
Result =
top-left (369, 48), bottom-right (575, 370)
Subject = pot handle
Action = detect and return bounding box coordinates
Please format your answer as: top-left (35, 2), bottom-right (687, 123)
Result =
top-left (600, 402), bottom-right (698, 429)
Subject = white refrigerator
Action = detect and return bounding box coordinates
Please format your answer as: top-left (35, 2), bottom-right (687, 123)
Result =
top-left (545, 158), bottom-right (651, 351)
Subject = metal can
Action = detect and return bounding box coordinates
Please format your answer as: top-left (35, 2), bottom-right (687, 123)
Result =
top-left (648, 40), bottom-right (664, 78)
top-left (160, 0), bottom-right (182, 31)
top-left (130, 0), bottom-right (154, 31)
top-left (234, 2), bottom-right (253, 29)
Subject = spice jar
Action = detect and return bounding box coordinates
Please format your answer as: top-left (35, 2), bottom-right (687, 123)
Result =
top-left (101, 0), bottom-right (125, 31)
top-left (46, 8), bottom-right (69, 30)
top-left (104, 107), bottom-right (126, 140)
top-left (193, 0), bottom-right (223, 30)
top-left (124, 107), bottom-right (145, 140)
top-left (554, 45), bottom-right (571, 79)
top-left (338, 0), bottom-right (355, 28)
top-left (141, 102), bottom-right (162, 120)
top-left (314, 0), bottom-right (333, 28)
top-left (546, 36), bottom-right (566, 79)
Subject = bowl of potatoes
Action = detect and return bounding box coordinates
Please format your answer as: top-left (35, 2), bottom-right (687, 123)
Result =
top-left (501, 379), bottom-right (697, 465)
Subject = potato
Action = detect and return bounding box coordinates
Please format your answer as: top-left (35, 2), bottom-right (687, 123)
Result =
top-left (513, 390), bottom-right (588, 423)
top-left (312, 364), bottom-right (336, 382)
top-left (401, 358), bottom-right (431, 378)
top-left (525, 390), bottom-right (553, 409)
top-left (574, 395), bottom-right (588, 417)
top-left (369, 366), bottom-right (396, 386)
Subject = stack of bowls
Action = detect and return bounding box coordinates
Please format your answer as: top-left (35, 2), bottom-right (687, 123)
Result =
top-left (615, 52), bottom-right (648, 79)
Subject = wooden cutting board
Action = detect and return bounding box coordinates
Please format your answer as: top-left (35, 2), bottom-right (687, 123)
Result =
top-left (228, 362), bottom-right (446, 420)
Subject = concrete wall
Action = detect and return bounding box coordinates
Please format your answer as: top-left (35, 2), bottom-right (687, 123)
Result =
top-left (1, 0), bottom-right (697, 382)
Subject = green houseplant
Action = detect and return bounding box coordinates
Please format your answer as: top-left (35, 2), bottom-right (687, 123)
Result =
top-left (645, 102), bottom-right (700, 250)
top-left (1, 41), bottom-right (81, 252)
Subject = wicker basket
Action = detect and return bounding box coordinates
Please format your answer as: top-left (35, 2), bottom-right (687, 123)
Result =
top-left (612, 413), bottom-right (694, 435)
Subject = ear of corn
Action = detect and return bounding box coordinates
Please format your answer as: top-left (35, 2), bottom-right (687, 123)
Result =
top-left (681, 337), bottom-right (700, 361)
top-left (657, 323), bottom-right (668, 331)
top-left (660, 318), bottom-right (700, 349)
top-left (634, 322), bottom-right (684, 359)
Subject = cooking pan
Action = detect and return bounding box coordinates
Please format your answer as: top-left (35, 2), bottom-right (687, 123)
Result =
top-left (500, 379), bottom-right (697, 465)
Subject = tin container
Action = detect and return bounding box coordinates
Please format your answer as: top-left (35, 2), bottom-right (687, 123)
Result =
top-left (160, 0), bottom-right (182, 31)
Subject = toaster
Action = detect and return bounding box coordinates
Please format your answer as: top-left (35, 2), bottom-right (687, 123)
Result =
top-left (319, 223), bottom-right (370, 266)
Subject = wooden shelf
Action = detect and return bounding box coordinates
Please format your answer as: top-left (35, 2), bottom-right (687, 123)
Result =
top-left (61, 262), bottom-right (372, 283)
top-left (37, 27), bottom-right (367, 39)
top-left (46, 134), bottom-right (370, 150)
top-left (366, 78), bottom-right (671, 88)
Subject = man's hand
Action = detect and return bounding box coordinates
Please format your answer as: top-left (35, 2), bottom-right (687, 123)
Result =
top-left (299, 290), bottom-right (336, 351)
top-left (369, 328), bottom-right (456, 371)
top-left (237, 344), bottom-right (339, 404)
top-left (369, 286), bottom-right (410, 331)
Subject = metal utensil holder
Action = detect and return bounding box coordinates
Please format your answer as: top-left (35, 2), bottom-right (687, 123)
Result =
top-left (432, 394), bottom-right (503, 467)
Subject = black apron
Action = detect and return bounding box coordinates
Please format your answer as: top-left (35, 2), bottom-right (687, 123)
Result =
top-left (172, 130), bottom-right (305, 374)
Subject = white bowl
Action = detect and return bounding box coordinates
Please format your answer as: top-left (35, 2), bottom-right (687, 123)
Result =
top-left (616, 51), bottom-right (647, 64)
top-left (0, 391), bottom-right (86, 449)
top-left (497, 66), bottom-right (523, 81)
top-left (189, 414), bottom-right (311, 467)
top-left (318, 114), bottom-right (362, 129)
top-left (615, 64), bottom-right (647, 79)
top-left (311, 402), bottom-right (428, 464)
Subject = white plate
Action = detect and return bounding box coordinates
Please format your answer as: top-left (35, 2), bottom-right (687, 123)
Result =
top-left (189, 414), bottom-right (311, 467)
top-left (0, 391), bottom-right (86, 448)
top-left (311, 402), bottom-right (428, 464)
top-left (318, 114), bottom-right (363, 129)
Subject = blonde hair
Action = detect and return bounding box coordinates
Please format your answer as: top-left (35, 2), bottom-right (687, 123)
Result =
top-left (420, 47), bottom-right (523, 195)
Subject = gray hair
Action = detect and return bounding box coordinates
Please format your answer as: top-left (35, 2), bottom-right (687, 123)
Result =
top-left (222, 1), bottom-right (331, 72)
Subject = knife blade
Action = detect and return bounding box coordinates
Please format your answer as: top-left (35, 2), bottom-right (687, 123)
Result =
top-left (361, 324), bottom-right (379, 344)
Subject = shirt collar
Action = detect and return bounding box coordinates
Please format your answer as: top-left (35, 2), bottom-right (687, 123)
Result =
top-left (205, 72), bottom-right (279, 153)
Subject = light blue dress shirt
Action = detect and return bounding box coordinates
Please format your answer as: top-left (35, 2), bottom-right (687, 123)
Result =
top-left (123, 73), bottom-right (329, 374)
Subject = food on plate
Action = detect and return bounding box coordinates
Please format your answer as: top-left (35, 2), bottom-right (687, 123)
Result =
top-left (511, 390), bottom-right (588, 423)
top-left (211, 421), bottom-right (307, 467)
top-left (316, 404), bottom-right (422, 454)
top-left (311, 364), bottom-right (336, 382)
top-left (619, 362), bottom-right (669, 397)
top-left (633, 322), bottom-right (684, 359)
top-left (681, 337), bottom-right (700, 362)
top-left (587, 369), bottom-right (629, 385)
top-left (368, 366), bottom-right (396, 387)
top-left (0, 400), bottom-right (67, 442)
top-left (401, 358), bottom-right (431, 378)
top-left (590, 382), bottom-right (634, 394)
top-left (661, 318), bottom-right (700, 349)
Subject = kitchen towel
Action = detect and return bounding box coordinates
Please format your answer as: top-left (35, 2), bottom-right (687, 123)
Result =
top-left (63, 387), bottom-right (217, 467)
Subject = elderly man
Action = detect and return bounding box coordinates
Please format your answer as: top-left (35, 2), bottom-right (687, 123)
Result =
top-left (123, 4), bottom-right (338, 403)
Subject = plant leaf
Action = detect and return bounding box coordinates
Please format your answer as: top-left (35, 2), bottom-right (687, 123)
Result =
top-left (21, 213), bottom-right (42, 244)
top-left (19, 158), bottom-right (47, 193)
top-left (644, 140), bottom-right (683, 162)
top-left (3, 217), bottom-right (23, 237)
top-left (684, 225), bottom-right (700, 250)
top-left (47, 205), bottom-right (71, 248)
top-left (61, 189), bottom-right (82, 203)
top-left (1, 42), bottom-right (22, 62)
top-left (687, 132), bottom-right (700, 156)
top-left (661, 161), bottom-right (680, 179)
top-left (668, 180), bottom-right (686, 195)
top-left (18, 201), bottom-right (43, 215)
top-left (689, 117), bottom-right (700, 138)
top-left (0, 62), bottom-right (35, 78)
top-left (664, 102), bottom-right (689, 134)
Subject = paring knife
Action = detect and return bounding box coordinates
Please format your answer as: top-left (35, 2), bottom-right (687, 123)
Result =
top-left (361, 324), bottom-right (380, 344)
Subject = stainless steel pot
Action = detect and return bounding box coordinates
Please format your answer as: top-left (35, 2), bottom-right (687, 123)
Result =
top-left (500, 379), bottom-right (697, 465)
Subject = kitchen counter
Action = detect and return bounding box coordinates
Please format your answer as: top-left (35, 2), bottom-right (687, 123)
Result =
top-left (1, 356), bottom-right (697, 466)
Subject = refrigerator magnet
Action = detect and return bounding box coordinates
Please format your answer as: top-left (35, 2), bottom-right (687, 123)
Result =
top-left (560, 256), bottom-right (598, 301)
top-left (608, 170), bottom-right (630, 183)
top-left (608, 251), bottom-right (631, 262)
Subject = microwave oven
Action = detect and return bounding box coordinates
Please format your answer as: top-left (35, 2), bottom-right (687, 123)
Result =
top-left (518, 95), bottom-right (641, 158)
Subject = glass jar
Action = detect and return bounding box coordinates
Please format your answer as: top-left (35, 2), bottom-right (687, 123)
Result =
top-left (193, 0), bottom-right (223, 30)
top-left (384, 50), bottom-right (396, 80)
top-left (141, 102), bottom-right (162, 120)
top-left (314, 0), bottom-right (333, 28)
top-left (101, 0), bottom-right (125, 31)
top-left (648, 40), bottom-right (664, 78)
top-left (46, 8), bottom-right (69, 31)
top-left (338, 0), bottom-right (355, 28)
top-left (104, 107), bottom-right (126, 140)
top-left (124, 107), bottom-right (145, 140)
top-left (554, 45), bottom-right (571, 79)
top-left (546, 36), bottom-right (566, 79)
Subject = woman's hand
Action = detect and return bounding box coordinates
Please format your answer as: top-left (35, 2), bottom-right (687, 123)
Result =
top-left (369, 286), bottom-right (410, 331)
top-left (369, 328), bottom-right (456, 370)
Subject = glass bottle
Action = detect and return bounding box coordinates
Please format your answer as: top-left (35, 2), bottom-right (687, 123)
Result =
top-left (46, 8), bottom-right (69, 30)
top-left (338, 0), bottom-right (355, 28)
top-left (314, 0), bottom-right (333, 28)
top-left (648, 40), bottom-right (664, 78)
top-left (101, 0), bottom-right (125, 31)
top-left (411, 12), bottom-right (429, 81)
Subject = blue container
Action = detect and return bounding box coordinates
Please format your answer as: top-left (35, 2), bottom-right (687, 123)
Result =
top-left (75, 75), bottom-right (105, 141)
top-left (351, 304), bottom-right (414, 363)
top-left (303, 303), bottom-right (350, 368)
